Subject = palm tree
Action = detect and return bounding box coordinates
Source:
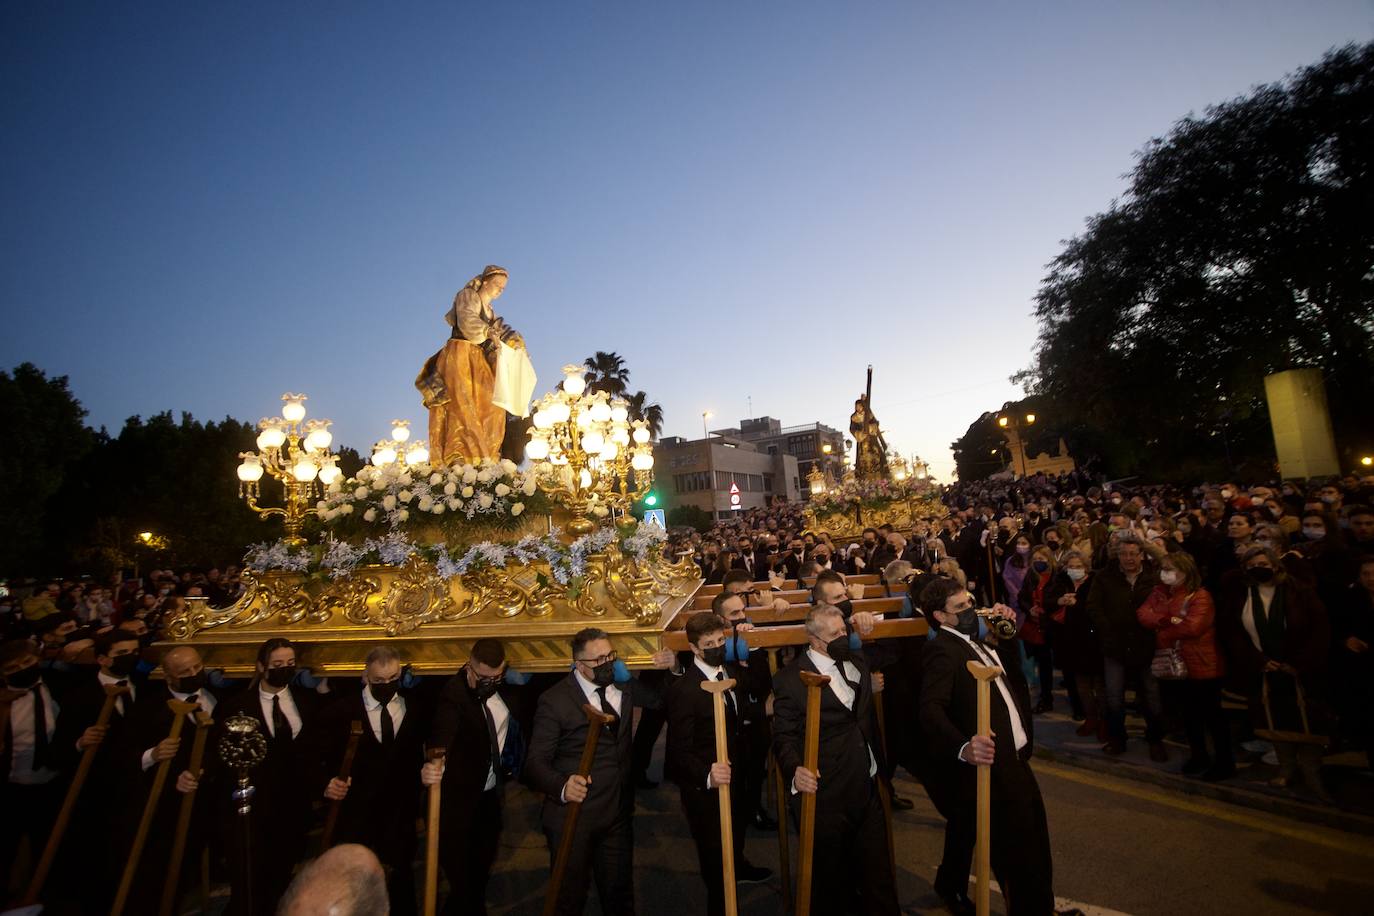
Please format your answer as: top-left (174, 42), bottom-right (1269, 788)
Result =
top-left (626, 390), bottom-right (664, 440)
top-left (583, 351), bottom-right (630, 397)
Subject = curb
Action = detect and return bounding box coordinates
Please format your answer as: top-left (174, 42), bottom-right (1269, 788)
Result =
top-left (1031, 743), bottom-right (1374, 836)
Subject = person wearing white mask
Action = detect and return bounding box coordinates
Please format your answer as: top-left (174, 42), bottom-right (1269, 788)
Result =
top-left (1047, 551), bottom-right (1102, 738)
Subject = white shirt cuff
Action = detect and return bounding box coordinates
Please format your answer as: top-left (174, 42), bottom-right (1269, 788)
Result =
top-left (141, 748), bottom-right (156, 771)
top-left (956, 741), bottom-right (970, 764)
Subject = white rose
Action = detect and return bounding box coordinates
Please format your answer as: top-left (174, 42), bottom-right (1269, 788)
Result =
top-left (398, 489), bottom-right (414, 503)
top-left (382, 495), bottom-right (397, 511)
top-left (461, 486), bottom-right (474, 498)
top-left (396, 509), bottom-right (409, 522)
top-left (432, 503), bottom-right (445, 514)
top-left (511, 502), bottom-right (525, 516)
top-left (443, 481), bottom-right (457, 496)
top-left (463, 468), bottom-right (478, 484)
top-left (429, 473), bottom-right (443, 485)
top-left (478, 492), bottom-right (494, 509)
top-left (592, 506), bottom-right (609, 517)
top-left (522, 476), bottom-right (538, 496)
top-left (477, 468), bottom-right (496, 484)
top-left (418, 496), bottom-right (434, 511)
top-left (317, 500), bottom-right (329, 511)
top-left (500, 458), bottom-right (517, 475)
top-left (447, 498), bottom-right (461, 510)
top-left (363, 508), bottom-right (378, 522)
top-left (354, 486), bottom-right (369, 499)
top-left (339, 504), bottom-right (354, 515)
top-left (494, 483), bottom-right (511, 497)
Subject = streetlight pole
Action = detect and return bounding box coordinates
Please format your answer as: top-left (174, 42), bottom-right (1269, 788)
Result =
top-left (997, 412), bottom-right (1037, 480)
top-left (702, 411), bottom-right (715, 521)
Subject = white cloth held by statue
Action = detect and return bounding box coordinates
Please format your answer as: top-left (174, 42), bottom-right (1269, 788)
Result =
top-left (491, 341), bottom-right (537, 418)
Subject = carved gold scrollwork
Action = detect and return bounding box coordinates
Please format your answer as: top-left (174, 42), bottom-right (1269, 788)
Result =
top-left (459, 566), bottom-right (527, 619)
top-left (320, 574), bottom-right (383, 626)
top-left (375, 554), bottom-right (454, 636)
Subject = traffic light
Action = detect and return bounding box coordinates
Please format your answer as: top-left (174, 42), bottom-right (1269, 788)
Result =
top-left (643, 491), bottom-right (659, 507)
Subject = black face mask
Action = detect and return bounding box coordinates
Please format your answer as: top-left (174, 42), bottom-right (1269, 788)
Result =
top-left (1248, 567), bottom-right (1275, 584)
top-left (370, 681), bottom-right (399, 705)
top-left (588, 660), bottom-right (616, 688)
top-left (825, 634), bottom-right (855, 664)
top-left (953, 607), bottom-right (981, 638)
top-left (5, 664), bottom-right (41, 690)
top-left (701, 646), bottom-right (727, 668)
top-left (835, 598), bottom-right (854, 619)
top-left (106, 654), bottom-right (139, 678)
top-left (468, 668), bottom-right (502, 701)
top-left (1032, 561), bottom-right (1050, 573)
top-left (264, 665), bottom-right (296, 688)
top-left (172, 670), bottom-right (206, 694)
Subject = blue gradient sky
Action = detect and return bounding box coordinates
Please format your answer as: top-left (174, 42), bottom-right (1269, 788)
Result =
top-left (3, 2), bottom-right (1370, 479)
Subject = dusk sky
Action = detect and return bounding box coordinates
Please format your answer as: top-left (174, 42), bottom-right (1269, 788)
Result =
top-left (3, 2), bottom-right (1370, 480)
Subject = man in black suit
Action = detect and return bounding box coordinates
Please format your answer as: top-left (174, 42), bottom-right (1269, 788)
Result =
top-left (665, 613), bottom-right (771, 915)
top-left (0, 638), bottom-right (82, 901)
top-left (50, 628), bottom-right (147, 910)
top-left (129, 644), bottom-right (227, 912)
top-left (918, 577), bottom-right (1054, 916)
top-left (216, 636), bottom-right (326, 914)
top-left (422, 638), bottom-right (529, 916)
top-left (322, 645), bottom-right (432, 916)
top-left (773, 605), bottom-right (899, 915)
top-left (524, 627), bottom-right (670, 915)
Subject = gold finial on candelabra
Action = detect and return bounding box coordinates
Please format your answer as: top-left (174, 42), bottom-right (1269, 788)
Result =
top-left (235, 393), bottom-right (339, 547)
top-left (523, 365), bottom-right (655, 537)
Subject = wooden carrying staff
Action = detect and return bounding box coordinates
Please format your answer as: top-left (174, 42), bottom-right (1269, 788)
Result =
top-left (966, 661), bottom-right (1003, 916)
top-left (701, 677), bottom-right (739, 916)
top-left (159, 709), bottom-right (213, 916)
top-left (795, 670), bottom-right (830, 916)
top-left (542, 704), bottom-right (616, 916)
top-left (111, 697), bottom-right (199, 916)
top-left (20, 683), bottom-right (129, 906)
top-left (424, 747), bottom-right (447, 916)
top-left (321, 721), bottom-right (365, 852)
top-left (871, 691), bottom-right (897, 880)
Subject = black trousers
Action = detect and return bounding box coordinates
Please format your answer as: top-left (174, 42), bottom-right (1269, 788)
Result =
top-left (680, 784), bottom-right (751, 916)
top-left (0, 778), bottom-right (64, 900)
top-left (439, 787), bottom-right (501, 916)
top-left (544, 806), bottom-right (635, 916)
top-left (806, 780), bottom-right (900, 915)
top-left (1167, 678), bottom-right (1233, 767)
top-left (921, 763), bottom-right (975, 899)
top-left (630, 694), bottom-right (666, 780)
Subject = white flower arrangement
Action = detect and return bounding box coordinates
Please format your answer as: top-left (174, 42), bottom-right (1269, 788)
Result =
top-left (316, 457), bottom-right (547, 534)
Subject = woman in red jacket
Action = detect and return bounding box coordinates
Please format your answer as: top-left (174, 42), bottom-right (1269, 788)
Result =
top-left (1137, 551), bottom-right (1234, 780)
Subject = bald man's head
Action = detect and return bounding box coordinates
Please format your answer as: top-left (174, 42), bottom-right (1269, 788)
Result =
top-left (277, 844), bottom-right (388, 915)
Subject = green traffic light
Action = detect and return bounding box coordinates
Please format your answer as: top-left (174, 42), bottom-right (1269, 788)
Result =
top-left (644, 493), bottom-right (658, 507)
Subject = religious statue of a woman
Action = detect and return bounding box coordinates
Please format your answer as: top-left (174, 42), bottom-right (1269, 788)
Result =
top-left (850, 396), bottom-right (889, 481)
top-left (415, 265), bottom-right (536, 464)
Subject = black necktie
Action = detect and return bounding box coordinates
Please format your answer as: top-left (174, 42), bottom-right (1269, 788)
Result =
top-left (835, 662), bottom-right (861, 712)
top-left (595, 686), bottom-right (618, 735)
top-left (271, 694), bottom-right (292, 747)
top-left (31, 685), bottom-right (52, 770)
top-left (482, 698), bottom-right (501, 783)
top-left (379, 701), bottom-right (395, 744)
top-left (114, 679), bottom-right (129, 717)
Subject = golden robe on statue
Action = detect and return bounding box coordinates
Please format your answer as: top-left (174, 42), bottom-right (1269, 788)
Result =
top-left (415, 265), bottom-right (534, 464)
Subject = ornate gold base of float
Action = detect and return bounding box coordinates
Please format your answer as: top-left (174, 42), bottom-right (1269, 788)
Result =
top-left (804, 492), bottom-right (946, 542)
top-left (157, 549), bottom-right (702, 675)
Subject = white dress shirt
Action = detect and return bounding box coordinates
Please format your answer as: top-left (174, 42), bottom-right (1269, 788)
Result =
top-left (7, 678), bottom-right (59, 785)
top-left (791, 649), bottom-right (877, 792)
top-left (480, 690), bottom-right (511, 791)
top-left (362, 686), bottom-right (407, 742)
top-left (258, 684), bottom-right (301, 739)
top-left (572, 668), bottom-right (623, 717)
top-left (693, 657), bottom-right (735, 789)
top-left (1241, 585), bottom-right (1277, 653)
top-left (141, 686), bottom-right (217, 771)
top-left (940, 626), bottom-right (1029, 761)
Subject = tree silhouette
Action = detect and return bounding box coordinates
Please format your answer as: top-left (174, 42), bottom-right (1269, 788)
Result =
top-left (583, 351), bottom-right (630, 397)
top-left (626, 391), bottom-right (664, 440)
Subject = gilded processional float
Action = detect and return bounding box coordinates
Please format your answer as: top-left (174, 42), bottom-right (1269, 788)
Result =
top-left (161, 266), bottom-right (699, 675)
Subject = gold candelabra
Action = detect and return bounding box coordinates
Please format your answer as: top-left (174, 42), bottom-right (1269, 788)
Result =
top-left (524, 365), bottom-right (655, 536)
top-left (235, 393), bottom-right (342, 547)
